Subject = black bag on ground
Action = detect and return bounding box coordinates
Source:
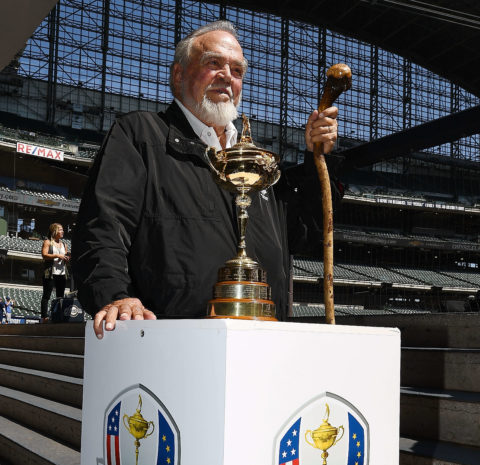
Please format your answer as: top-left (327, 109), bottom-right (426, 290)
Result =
top-left (50, 297), bottom-right (84, 323)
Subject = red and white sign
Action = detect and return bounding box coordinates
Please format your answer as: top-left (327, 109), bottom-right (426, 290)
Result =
top-left (16, 142), bottom-right (64, 161)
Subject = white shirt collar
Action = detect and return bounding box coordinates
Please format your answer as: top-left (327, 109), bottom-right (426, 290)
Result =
top-left (175, 98), bottom-right (238, 151)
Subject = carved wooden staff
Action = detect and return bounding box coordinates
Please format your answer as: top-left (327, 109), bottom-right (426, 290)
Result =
top-left (313, 64), bottom-right (352, 324)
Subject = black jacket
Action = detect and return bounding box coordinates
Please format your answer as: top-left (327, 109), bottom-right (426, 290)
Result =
top-left (72, 102), bottom-right (343, 319)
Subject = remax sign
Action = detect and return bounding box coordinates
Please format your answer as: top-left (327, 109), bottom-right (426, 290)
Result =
top-left (16, 142), bottom-right (64, 161)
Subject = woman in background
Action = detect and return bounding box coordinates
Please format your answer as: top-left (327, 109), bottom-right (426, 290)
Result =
top-left (41, 223), bottom-right (69, 323)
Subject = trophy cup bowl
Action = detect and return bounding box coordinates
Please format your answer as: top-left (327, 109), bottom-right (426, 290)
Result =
top-left (206, 147), bottom-right (280, 193)
top-left (123, 411), bottom-right (154, 440)
top-left (307, 423), bottom-right (343, 450)
top-left (305, 404), bottom-right (344, 465)
top-left (206, 115), bottom-right (281, 320)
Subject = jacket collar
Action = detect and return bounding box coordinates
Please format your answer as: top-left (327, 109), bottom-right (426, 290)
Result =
top-left (163, 101), bottom-right (209, 164)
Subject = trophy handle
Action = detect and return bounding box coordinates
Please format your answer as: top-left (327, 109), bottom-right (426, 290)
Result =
top-left (205, 147), bottom-right (226, 181)
top-left (205, 147), bottom-right (218, 173)
top-left (271, 169), bottom-right (281, 187)
top-left (122, 414), bottom-right (130, 432)
top-left (145, 421), bottom-right (155, 438)
top-left (333, 425), bottom-right (344, 445)
top-left (305, 430), bottom-right (316, 448)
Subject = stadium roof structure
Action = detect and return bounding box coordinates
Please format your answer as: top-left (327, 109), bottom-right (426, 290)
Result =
top-left (1, 1), bottom-right (480, 99)
top-left (0, 0), bottom-right (479, 165)
top-left (0, 0), bottom-right (58, 72)
top-left (219, 0), bottom-right (480, 99)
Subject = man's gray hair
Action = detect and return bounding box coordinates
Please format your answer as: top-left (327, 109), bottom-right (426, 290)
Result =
top-left (169, 20), bottom-right (247, 95)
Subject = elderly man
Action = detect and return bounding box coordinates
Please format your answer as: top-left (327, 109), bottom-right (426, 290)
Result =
top-left (72, 20), bottom-right (341, 339)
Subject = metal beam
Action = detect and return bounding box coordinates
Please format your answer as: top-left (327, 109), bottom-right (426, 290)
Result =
top-left (174, 0), bottom-right (183, 46)
top-left (46, 3), bottom-right (59, 126)
top-left (370, 45), bottom-right (378, 141)
top-left (402, 58), bottom-right (411, 130)
top-left (317, 27), bottom-right (326, 106)
top-left (100, 0), bottom-right (111, 132)
top-left (341, 104), bottom-right (480, 169)
top-left (279, 17), bottom-right (289, 158)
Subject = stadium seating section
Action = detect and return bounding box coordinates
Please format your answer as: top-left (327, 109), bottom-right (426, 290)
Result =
top-left (291, 303), bottom-right (430, 317)
top-left (335, 225), bottom-right (479, 248)
top-left (346, 184), bottom-right (480, 207)
top-left (0, 124), bottom-right (99, 159)
top-left (293, 258), bottom-right (480, 290)
top-left (0, 235), bottom-right (71, 254)
top-left (0, 185), bottom-right (81, 203)
top-left (1, 234), bottom-right (477, 290)
top-left (1, 286), bottom-right (44, 319)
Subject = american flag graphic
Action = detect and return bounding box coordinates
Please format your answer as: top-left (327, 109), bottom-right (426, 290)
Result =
top-left (106, 401), bottom-right (121, 465)
top-left (278, 418), bottom-right (301, 465)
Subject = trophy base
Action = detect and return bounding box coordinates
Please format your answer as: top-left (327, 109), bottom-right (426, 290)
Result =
top-left (207, 298), bottom-right (277, 321)
top-left (207, 315), bottom-right (278, 321)
top-left (207, 254), bottom-right (277, 320)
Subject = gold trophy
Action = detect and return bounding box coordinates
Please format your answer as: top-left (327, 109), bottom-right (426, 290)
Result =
top-left (206, 115), bottom-right (281, 320)
top-left (305, 404), bottom-right (344, 465)
top-left (123, 395), bottom-right (155, 465)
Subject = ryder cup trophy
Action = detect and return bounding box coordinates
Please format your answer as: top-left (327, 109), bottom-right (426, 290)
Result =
top-left (123, 395), bottom-right (155, 465)
top-left (206, 115), bottom-right (281, 320)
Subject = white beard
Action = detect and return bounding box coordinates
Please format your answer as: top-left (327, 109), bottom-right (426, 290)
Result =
top-left (181, 82), bottom-right (241, 127)
top-left (194, 95), bottom-right (239, 127)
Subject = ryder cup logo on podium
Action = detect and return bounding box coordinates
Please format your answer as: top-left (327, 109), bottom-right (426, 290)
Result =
top-left (274, 392), bottom-right (369, 465)
top-left (102, 384), bottom-right (180, 465)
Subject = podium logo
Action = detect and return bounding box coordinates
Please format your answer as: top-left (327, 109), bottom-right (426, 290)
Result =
top-left (274, 392), bottom-right (369, 465)
top-left (102, 384), bottom-right (180, 465)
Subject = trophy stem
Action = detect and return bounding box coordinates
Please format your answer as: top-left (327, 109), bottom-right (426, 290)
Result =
top-left (208, 191), bottom-right (276, 319)
top-left (322, 451), bottom-right (328, 465)
top-left (135, 439), bottom-right (140, 465)
top-left (236, 192), bottom-right (251, 259)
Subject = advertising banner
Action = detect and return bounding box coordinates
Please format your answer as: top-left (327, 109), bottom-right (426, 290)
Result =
top-left (16, 142), bottom-right (64, 162)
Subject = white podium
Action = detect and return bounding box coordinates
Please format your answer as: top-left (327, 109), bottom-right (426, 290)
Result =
top-left (81, 319), bottom-right (400, 465)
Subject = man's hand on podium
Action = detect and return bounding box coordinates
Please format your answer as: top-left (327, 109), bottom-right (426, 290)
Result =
top-left (94, 297), bottom-right (157, 339)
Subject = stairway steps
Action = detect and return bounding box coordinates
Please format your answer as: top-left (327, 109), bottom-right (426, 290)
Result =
top-left (0, 364), bottom-right (83, 408)
top-left (0, 335), bottom-right (84, 354)
top-left (0, 323), bottom-right (86, 337)
top-left (400, 436), bottom-right (480, 465)
top-left (400, 387), bottom-right (480, 447)
top-left (0, 386), bottom-right (81, 450)
top-left (0, 415), bottom-right (80, 465)
top-left (0, 348), bottom-right (84, 378)
top-left (401, 347), bottom-right (480, 392)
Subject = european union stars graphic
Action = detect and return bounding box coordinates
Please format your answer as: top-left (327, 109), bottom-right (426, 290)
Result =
top-left (347, 413), bottom-right (365, 465)
top-left (157, 408), bottom-right (176, 465)
top-left (278, 418), bottom-right (301, 465)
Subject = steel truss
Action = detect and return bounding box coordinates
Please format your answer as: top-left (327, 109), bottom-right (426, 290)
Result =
top-left (0, 0), bottom-right (478, 162)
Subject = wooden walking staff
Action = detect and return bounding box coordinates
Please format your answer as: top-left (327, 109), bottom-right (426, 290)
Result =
top-left (313, 63), bottom-right (352, 324)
